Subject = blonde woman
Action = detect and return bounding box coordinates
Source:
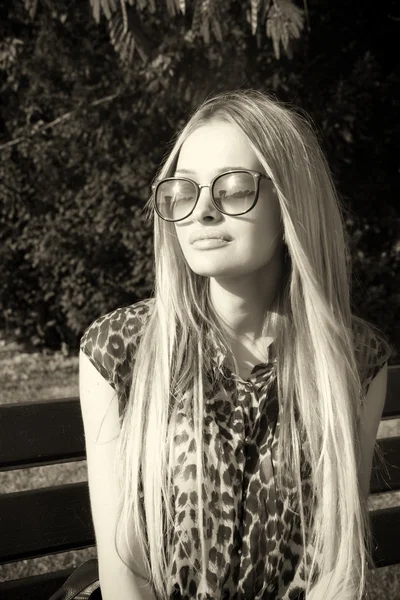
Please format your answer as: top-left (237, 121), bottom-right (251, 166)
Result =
top-left (79, 89), bottom-right (392, 600)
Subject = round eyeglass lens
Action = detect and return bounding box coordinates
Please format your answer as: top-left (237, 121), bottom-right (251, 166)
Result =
top-left (156, 179), bottom-right (197, 220)
top-left (213, 172), bottom-right (256, 214)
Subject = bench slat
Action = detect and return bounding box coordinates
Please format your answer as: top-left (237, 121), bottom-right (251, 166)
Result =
top-left (0, 398), bottom-right (85, 471)
top-left (0, 416), bottom-right (398, 494)
top-left (0, 568), bottom-right (76, 600)
top-left (0, 499), bottom-right (398, 599)
top-left (0, 483), bottom-right (95, 564)
top-left (382, 365), bottom-right (400, 420)
top-left (0, 506), bottom-right (398, 600)
top-left (0, 482), bottom-right (399, 568)
top-left (370, 436), bottom-right (400, 493)
top-left (0, 365), bottom-right (398, 472)
top-left (370, 506), bottom-right (400, 567)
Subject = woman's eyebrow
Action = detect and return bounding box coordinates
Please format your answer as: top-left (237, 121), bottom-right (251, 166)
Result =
top-left (174, 166), bottom-right (245, 175)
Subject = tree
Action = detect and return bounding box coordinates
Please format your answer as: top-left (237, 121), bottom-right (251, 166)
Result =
top-left (1, 1), bottom-right (398, 359)
top-left (25, 0), bottom-right (307, 65)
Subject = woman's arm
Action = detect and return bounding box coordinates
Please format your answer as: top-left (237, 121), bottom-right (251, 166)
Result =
top-left (79, 351), bottom-right (158, 600)
top-left (99, 558), bottom-right (158, 600)
top-left (358, 362), bottom-right (388, 503)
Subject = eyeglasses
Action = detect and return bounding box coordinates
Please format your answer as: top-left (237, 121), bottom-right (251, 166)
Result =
top-left (151, 169), bottom-right (271, 222)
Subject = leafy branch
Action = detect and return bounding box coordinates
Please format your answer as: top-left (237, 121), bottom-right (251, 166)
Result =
top-left (23, 0), bottom-right (307, 65)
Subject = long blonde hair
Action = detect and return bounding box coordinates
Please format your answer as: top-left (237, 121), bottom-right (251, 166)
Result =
top-left (113, 89), bottom-right (392, 600)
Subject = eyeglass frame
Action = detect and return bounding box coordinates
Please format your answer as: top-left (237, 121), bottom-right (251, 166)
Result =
top-left (151, 169), bottom-right (272, 222)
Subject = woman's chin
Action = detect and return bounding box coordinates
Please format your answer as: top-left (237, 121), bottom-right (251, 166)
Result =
top-left (187, 262), bottom-right (243, 279)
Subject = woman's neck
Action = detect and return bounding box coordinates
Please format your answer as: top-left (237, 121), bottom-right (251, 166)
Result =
top-left (209, 253), bottom-right (283, 345)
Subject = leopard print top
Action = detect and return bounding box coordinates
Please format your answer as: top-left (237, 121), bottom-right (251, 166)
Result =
top-left (80, 297), bottom-right (390, 600)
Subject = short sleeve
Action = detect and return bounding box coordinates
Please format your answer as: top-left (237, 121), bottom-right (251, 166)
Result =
top-left (79, 298), bottom-right (155, 418)
top-left (352, 318), bottom-right (392, 400)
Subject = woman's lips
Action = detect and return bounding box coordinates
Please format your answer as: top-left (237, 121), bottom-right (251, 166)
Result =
top-left (191, 238), bottom-right (232, 249)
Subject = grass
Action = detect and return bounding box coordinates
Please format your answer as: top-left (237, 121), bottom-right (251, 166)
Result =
top-left (0, 339), bottom-right (400, 597)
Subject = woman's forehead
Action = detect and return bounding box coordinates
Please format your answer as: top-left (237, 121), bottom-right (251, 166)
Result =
top-left (176, 121), bottom-right (262, 173)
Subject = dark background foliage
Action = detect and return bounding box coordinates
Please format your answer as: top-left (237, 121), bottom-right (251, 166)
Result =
top-left (0, 0), bottom-right (399, 362)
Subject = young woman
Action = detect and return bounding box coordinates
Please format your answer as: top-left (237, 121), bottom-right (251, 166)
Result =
top-left (79, 89), bottom-right (392, 600)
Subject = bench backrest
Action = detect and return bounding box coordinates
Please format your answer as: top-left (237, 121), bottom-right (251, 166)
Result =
top-left (0, 365), bottom-right (399, 600)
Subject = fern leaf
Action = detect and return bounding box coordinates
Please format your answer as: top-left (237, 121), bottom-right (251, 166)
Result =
top-left (167, 0), bottom-right (185, 14)
top-left (200, 0), bottom-right (211, 43)
top-left (166, 0), bottom-right (178, 17)
top-left (251, 0), bottom-right (260, 35)
top-left (201, 0), bottom-right (211, 16)
top-left (100, 0), bottom-right (117, 20)
top-left (282, 22), bottom-right (289, 50)
top-left (266, 0), bottom-right (304, 59)
top-left (266, 15), bottom-right (280, 59)
top-left (266, 2), bottom-right (282, 59)
top-left (201, 19), bottom-right (210, 44)
top-left (107, 4), bottom-right (153, 65)
top-left (120, 0), bottom-right (128, 34)
top-left (108, 11), bottom-right (135, 66)
top-left (210, 0), bottom-right (224, 42)
top-left (89, 0), bottom-right (100, 23)
top-left (108, 11), bottom-right (124, 49)
top-left (123, 34), bottom-right (135, 64)
top-left (191, 0), bottom-right (202, 34)
top-left (126, 37), bottom-right (136, 65)
top-left (288, 18), bottom-right (302, 38)
top-left (211, 18), bottom-right (223, 43)
top-left (137, 41), bottom-right (150, 64)
top-left (24, 0), bottom-right (38, 20)
top-left (276, 0), bottom-right (304, 30)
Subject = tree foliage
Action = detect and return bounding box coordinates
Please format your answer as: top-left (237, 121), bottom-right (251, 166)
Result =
top-left (84, 0), bottom-right (305, 64)
top-left (0, 0), bottom-right (399, 360)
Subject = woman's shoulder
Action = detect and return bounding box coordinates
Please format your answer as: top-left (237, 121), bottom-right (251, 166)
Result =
top-left (79, 297), bottom-right (155, 391)
top-left (80, 297), bottom-right (155, 352)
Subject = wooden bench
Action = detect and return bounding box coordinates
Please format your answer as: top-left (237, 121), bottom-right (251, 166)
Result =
top-left (0, 366), bottom-right (400, 600)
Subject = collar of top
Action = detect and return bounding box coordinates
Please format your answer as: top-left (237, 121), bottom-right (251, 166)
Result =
top-left (203, 325), bottom-right (277, 384)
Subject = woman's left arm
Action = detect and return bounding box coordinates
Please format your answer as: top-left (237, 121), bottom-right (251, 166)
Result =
top-left (358, 362), bottom-right (388, 502)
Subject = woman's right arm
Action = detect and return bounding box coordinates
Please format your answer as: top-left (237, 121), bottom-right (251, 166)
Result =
top-left (79, 350), bottom-right (158, 600)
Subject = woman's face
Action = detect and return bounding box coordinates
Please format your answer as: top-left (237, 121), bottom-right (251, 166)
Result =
top-left (173, 120), bottom-right (283, 279)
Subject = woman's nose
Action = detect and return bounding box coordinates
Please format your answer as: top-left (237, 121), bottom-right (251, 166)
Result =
top-left (190, 186), bottom-right (222, 222)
